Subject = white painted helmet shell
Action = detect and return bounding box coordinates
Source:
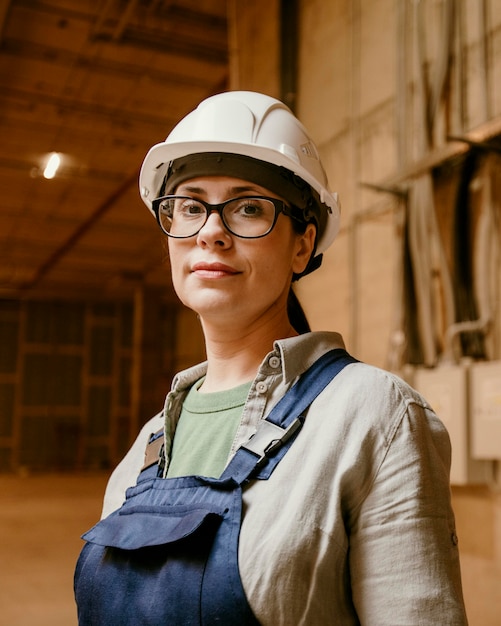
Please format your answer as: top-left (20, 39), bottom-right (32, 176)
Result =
top-left (139, 91), bottom-right (340, 253)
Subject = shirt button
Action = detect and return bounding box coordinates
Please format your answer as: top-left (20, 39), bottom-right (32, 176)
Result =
top-left (268, 356), bottom-right (281, 369)
top-left (256, 381), bottom-right (268, 394)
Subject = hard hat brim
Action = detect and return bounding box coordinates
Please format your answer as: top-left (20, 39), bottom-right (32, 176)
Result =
top-left (139, 139), bottom-right (340, 254)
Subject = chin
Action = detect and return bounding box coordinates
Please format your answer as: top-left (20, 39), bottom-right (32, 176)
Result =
top-left (184, 294), bottom-right (238, 317)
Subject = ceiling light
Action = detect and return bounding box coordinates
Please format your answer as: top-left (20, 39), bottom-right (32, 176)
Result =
top-left (43, 152), bottom-right (61, 179)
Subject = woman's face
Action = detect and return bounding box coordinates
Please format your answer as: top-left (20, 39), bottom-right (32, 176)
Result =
top-left (167, 175), bottom-right (316, 330)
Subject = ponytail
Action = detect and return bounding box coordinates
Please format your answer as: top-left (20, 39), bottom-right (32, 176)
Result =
top-left (287, 287), bottom-right (311, 334)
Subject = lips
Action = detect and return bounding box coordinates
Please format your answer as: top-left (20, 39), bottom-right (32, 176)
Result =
top-left (191, 262), bottom-right (240, 278)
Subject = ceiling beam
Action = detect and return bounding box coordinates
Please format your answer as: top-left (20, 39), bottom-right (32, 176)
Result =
top-left (1, 38), bottom-right (225, 85)
top-left (113, 0), bottom-right (138, 41)
top-left (20, 171), bottom-right (139, 292)
top-left (0, 85), bottom-right (178, 129)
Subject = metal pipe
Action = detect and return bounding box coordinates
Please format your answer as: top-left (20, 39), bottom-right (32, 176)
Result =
top-left (447, 135), bottom-right (501, 155)
top-left (443, 316), bottom-right (491, 363)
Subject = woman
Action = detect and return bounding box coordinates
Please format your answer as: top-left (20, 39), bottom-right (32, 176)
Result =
top-left (75, 91), bottom-right (468, 625)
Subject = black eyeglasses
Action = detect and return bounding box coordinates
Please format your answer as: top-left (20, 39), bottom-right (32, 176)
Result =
top-left (152, 195), bottom-right (302, 239)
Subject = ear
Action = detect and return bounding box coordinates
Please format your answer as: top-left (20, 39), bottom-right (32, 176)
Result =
top-left (292, 223), bottom-right (317, 275)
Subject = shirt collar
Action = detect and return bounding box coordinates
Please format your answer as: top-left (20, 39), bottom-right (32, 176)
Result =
top-left (273, 331), bottom-right (346, 384)
top-left (171, 331), bottom-right (345, 393)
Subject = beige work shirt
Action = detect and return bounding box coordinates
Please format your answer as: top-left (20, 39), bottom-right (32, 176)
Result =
top-left (101, 331), bottom-right (468, 625)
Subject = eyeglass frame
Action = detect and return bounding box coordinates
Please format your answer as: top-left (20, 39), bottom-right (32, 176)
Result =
top-left (151, 194), bottom-right (306, 239)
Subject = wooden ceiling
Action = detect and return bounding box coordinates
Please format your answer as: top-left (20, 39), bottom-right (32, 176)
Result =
top-left (0, 0), bottom-right (229, 301)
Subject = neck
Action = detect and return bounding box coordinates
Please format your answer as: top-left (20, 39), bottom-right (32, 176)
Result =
top-left (198, 312), bottom-right (297, 393)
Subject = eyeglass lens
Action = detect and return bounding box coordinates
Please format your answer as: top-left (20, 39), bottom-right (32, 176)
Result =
top-left (157, 196), bottom-right (278, 238)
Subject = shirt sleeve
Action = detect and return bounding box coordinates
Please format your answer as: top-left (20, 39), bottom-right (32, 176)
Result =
top-left (349, 399), bottom-right (469, 625)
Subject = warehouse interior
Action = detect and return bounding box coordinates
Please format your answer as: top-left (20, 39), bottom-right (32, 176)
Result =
top-left (1, 1), bottom-right (501, 624)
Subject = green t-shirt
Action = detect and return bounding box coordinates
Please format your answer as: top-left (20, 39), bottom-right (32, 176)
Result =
top-left (166, 379), bottom-right (252, 478)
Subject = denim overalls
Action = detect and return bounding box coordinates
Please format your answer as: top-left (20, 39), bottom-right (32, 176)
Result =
top-left (74, 349), bottom-right (356, 625)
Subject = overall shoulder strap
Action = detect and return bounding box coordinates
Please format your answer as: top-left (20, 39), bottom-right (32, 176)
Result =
top-left (141, 430), bottom-right (165, 472)
top-left (141, 348), bottom-right (358, 481)
top-left (221, 348), bottom-right (358, 484)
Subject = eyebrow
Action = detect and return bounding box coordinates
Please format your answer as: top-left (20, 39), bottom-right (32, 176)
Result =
top-left (177, 184), bottom-right (263, 195)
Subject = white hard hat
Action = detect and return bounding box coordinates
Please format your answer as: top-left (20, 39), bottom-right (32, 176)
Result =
top-left (139, 91), bottom-right (340, 256)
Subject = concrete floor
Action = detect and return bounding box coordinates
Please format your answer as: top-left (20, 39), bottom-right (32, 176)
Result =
top-left (0, 473), bottom-right (109, 626)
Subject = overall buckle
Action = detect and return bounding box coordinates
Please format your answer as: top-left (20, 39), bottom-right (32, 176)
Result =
top-left (242, 417), bottom-right (302, 466)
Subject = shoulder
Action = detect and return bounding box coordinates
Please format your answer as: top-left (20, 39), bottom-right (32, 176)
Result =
top-left (335, 360), bottom-right (431, 412)
top-left (309, 360), bottom-right (448, 468)
top-left (302, 361), bottom-right (453, 519)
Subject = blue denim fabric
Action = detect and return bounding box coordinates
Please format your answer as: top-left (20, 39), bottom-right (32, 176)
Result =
top-left (74, 349), bottom-right (356, 625)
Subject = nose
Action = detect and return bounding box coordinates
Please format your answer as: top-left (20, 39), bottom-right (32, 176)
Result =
top-left (196, 211), bottom-right (231, 247)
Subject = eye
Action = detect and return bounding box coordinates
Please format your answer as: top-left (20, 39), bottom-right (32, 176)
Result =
top-left (174, 199), bottom-right (205, 218)
top-left (231, 198), bottom-right (265, 218)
